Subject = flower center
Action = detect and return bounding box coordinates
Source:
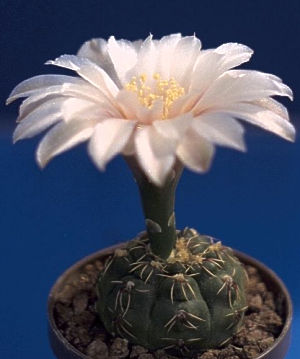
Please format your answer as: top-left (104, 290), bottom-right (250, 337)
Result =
top-left (125, 73), bottom-right (185, 119)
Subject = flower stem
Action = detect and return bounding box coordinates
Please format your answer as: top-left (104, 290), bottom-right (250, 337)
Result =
top-left (125, 157), bottom-right (183, 259)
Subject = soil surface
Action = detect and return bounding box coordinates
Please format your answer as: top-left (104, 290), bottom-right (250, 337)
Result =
top-left (53, 257), bottom-right (284, 359)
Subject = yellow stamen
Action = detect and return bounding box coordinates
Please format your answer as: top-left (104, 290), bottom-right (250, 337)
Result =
top-left (125, 73), bottom-right (185, 119)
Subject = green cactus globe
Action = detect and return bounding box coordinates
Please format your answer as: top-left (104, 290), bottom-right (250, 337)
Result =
top-left (97, 228), bottom-right (248, 354)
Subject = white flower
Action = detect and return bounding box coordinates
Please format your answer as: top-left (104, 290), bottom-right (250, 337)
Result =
top-left (7, 34), bottom-right (295, 186)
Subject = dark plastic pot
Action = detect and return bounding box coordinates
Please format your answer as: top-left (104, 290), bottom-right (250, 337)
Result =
top-left (48, 244), bottom-right (293, 359)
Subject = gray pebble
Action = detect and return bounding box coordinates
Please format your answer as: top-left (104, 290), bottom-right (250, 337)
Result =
top-left (86, 337), bottom-right (109, 359)
top-left (130, 345), bottom-right (148, 358)
top-left (73, 292), bottom-right (88, 314)
top-left (110, 337), bottom-right (129, 358)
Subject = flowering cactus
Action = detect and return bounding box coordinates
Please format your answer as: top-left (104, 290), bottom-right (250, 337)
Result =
top-left (8, 34), bottom-right (294, 354)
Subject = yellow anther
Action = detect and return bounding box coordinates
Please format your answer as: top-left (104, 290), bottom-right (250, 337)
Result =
top-left (125, 72), bottom-right (185, 119)
top-left (140, 74), bottom-right (147, 83)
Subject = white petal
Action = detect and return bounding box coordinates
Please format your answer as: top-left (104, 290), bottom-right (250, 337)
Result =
top-left (46, 55), bottom-right (119, 98)
top-left (61, 98), bottom-right (99, 122)
top-left (192, 113), bottom-right (246, 151)
top-left (250, 98), bottom-right (289, 120)
top-left (155, 34), bottom-right (182, 78)
top-left (107, 36), bottom-right (138, 84)
top-left (36, 118), bottom-right (96, 167)
top-left (196, 70), bottom-right (293, 111)
top-left (177, 129), bottom-right (215, 172)
top-left (190, 50), bottom-right (224, 94)
top-left (116, 90), bottom-right (140, 119)
top-left (18, 89), bottom-right (118, 127)
top-left (223, 103), bottom-right (295, 141)
top-left (13, 97), bottom-right (66, 142)
top-left (215, 43), bottom-right (253, 70)
top-left (171, 35), bottom-right (201, 87)
top-left (125, 35), bottom-right (158, 83)
top-left (8, 82), bottom-right (103, 105)
top-left (132, 40), bottom-right (143, 51)
top-left (122, 134), bottom-right (135, 156)
top-left (78, 38), bottom-right (108, 63)
top-left (134, 125), bottom-right (176, 186)
top-left (153, 113), bottom-right (193, 141)
top-left (18, 94), bottom-right (62, 121)
top-left (168, 92), bottom-right (201, 118)
top-left (231, 70), bottom-right (293, 100)
top-left (88, 118), bottom-right (136, 170)
top-left (136, 98), bottom-right (164, 124)
top-left (77, 38), bottom-right (120, 84)
top-left (190, 44), bottom-right (252, 95)
top-left (6, 75), bottom-right (83, 104)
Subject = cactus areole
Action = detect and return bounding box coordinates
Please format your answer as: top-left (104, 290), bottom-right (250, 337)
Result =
top-left (96, 156), bottom-right (248, 354)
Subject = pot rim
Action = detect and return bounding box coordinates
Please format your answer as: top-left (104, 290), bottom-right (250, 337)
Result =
top-left (48, 243), bottom-right (293, 359)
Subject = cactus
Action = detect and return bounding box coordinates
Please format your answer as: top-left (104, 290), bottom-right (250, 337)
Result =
top-left (96, 228), bottom-right (248, 354)
top-left (7, 33), bottom-right (294, 358)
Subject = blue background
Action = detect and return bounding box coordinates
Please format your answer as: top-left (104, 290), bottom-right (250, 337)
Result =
top-left (0, 1), bottom-right (299, 358)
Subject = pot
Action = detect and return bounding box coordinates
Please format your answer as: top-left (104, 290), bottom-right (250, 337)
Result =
top-left (48, 243), bottom-right (292, 359)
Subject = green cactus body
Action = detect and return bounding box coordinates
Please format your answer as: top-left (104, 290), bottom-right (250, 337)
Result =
top-left (96, 228), bottom-right (248, 354)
